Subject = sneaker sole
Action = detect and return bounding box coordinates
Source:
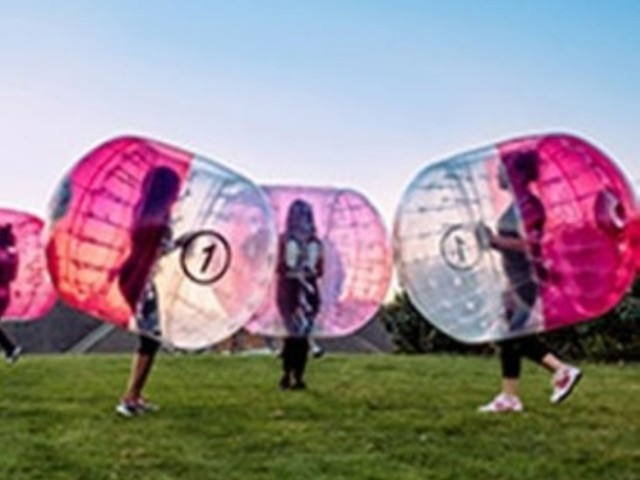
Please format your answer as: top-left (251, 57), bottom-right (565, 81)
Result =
top-left (115, 405), bottom-right (137, 417)
top-left (552, 371), bottom-right (583, 404)
top-left (478, 406), bottom-right (524, 413)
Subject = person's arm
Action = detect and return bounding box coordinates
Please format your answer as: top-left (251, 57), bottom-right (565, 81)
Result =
top-left (159, 227), bottom-right (183, 255)
top-left (476, 223), bottom-right (528, 252)
top-left (479, 197), bottom-right (546, 254)
top-left (488, 233), bottom-right (528, 252)
top-left (313, 239), bottom-right (323, 278)
top-left (526, 203), bottom-right (548, 280)
top-left (280, 237), bottom-right (303, 279)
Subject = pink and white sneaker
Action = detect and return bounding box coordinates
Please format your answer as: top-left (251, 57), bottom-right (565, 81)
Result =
top-left (550, 365), bottom-right (582, 404)
top-left (478, 393), bottom-right (523, 413)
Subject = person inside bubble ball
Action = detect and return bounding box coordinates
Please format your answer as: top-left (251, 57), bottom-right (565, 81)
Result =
top-left (276, 199), bottom-right (324, 390)
top-left (477, 150), bottom-right (582, 413)
top-left (116, 166), bottom-right (181, 417)
top-left (0, 224), bottom-right (22, 364)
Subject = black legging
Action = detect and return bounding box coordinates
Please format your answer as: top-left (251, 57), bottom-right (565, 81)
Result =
top-left (0, 328), bottom-right (15, 355)
top-left (499, 336), bottom-right (550, 379)
top-left (138, 334), bottom-right (160, 356)
top-left (281, 337), bottom-right (310, 384)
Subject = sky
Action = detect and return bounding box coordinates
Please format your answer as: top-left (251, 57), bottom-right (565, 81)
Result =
top-left (1, 0), bottom-right (639, 228)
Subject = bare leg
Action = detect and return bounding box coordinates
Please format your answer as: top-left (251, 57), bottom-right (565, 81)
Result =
top-left (499, 339), bottom-right (564, 392)
top-left (501, 378), bottom-right (519, 397)
top-left (124, 334), bottom-right (160, 402)
top-left (540, 353), bottom-right (564, 372)
top-left (122, 352), bottom-right (156, 402)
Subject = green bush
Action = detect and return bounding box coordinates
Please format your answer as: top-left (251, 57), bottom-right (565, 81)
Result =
top-left (379, 280), bottom-right (640, 362)
top-left (377, 291), bottom-right (492, 356)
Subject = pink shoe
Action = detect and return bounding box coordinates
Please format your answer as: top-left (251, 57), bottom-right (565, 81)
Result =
top-left (551, 365), bottom-right (582, 404)
top-left (478, 393), bottom-right (523, 413)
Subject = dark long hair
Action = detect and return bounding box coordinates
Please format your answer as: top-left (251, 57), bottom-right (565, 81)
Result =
top-left (0, 225), bottom-right (15, 249)
top-left (285, 199), bottom-right (317, 242)
top-left (134, 166), bottom-right (181, 226)
top-left (118, 166), bottom-right (181, 311)
top-left (503, 150), bottom-right (540, 187)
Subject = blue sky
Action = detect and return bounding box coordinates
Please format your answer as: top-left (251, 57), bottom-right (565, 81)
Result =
top-left (1, 0), bottom-right (639, 226)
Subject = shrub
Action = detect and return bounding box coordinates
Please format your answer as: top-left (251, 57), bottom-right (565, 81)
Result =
top-left (379, 280), bottom-right (640, 362)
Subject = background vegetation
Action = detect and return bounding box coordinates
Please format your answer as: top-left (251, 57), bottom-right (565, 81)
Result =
top-left (379, 281), bottom-right (640, 362)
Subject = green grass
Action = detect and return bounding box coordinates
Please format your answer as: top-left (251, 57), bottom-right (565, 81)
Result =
top-left (0, 353), bottom-right (638, 480)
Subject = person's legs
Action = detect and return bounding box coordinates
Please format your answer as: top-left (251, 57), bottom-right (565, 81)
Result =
top-left (480, 290), bottom-right (537, 412)
top-left (519, 336), bottom-right (571, 376)
top-left (123, 353), bottom-right (156, 402)
top-left (117, 335), bottom-right (160, 416)
top-left (479, 339), bottom-right (524, 412)
top-left (291, 337), bottom-right (310, 389)
top-left (0, 327), bottom-right (21, 364)
top-left (0, 293), bottom-right (20, 363)
top-left (280, 337), bottom-right (295, 389)
top-left (0, 327), bottom-right (16, 354)
top-left (517, 336), bottom-right (582, 403)
top-left (499, 339), bottom-right (522, 395)
top-left (541, 354), bottom-right (565, 372)
top-left (480, 337), bottom-right (582, 412)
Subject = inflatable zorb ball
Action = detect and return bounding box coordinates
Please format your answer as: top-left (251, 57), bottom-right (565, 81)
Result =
top-left (394, 133), bottom-right (638, 343)
top-left (46, 136), bottom-right (277, 349)
top-left (245, 186), bottom-right (393, 338)
top-left (0, 209), bottom-right (56, 321)
top-left (631, 197), bottom-right (640, 273)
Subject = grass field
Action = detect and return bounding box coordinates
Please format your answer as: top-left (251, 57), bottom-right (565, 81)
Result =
top-left (0, 353), bottom-right (638, 480)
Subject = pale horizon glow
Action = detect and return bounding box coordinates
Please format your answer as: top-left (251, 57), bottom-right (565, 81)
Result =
top-left (1, 2), bottom-right (639, 278)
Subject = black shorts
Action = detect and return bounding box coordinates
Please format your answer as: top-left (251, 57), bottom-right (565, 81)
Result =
top-left (138, 334), bottom-right (161, 355)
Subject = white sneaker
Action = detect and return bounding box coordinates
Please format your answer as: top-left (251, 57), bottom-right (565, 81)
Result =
top-left (115, 397), bottom-right (159, 417)
top-left (115, 401), bottom-right (138, 418)
top-left (478, 393), bottom-right (523, 413)
top-left (550, 366), bottom-right (582, 404)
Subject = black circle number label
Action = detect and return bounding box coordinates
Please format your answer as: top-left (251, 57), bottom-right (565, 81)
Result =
top-left (180, 230), bottom-right (232, 285)
top-left (439, 224), bottom-right (482, 271)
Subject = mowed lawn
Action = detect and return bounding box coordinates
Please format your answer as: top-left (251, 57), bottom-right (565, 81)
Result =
top-left (0, 353), bottom-right (638, 480)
